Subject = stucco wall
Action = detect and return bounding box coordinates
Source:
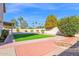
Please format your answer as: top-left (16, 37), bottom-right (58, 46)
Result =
top-left (12, 27), bottom-right (60, 35)
top-left (0, 3), bottom-right (4, 29)
top-left (12, 29), bottom-right (46, 34)
top-left (44, 27), bottom-right (60, 35)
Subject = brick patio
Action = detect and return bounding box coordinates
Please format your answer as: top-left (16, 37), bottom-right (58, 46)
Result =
top-left (0, 36), bottom-right (77, 56)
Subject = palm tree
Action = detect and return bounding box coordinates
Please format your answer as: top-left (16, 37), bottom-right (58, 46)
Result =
top-left (41, 23), bottom-right (44, 28)
top-left (18, 16), bottom-right (28, 29)
top-left (10, 18), bottom-right (18, 29)
top-left (37, 23), bottom-right (44, 29)
top-left (35, 21), bottom-right (38, 28)
top-left (18, 16), bottom-right (23, 29)
top-left (32, 22), bottom-right (34, 29)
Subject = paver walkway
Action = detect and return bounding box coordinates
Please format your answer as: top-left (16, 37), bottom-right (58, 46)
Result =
top-left (0, 43), bottom-right (16, 56)
top-left (0, 36), bottom-right (77, 56)
top-left (15, 36), bottom-right (77, 56)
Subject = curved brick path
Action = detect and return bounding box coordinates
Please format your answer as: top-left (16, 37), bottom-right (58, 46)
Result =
top-left (15, 36), bottom-right (77, 56)
top-left (0, 36), bottom-right (77, 56)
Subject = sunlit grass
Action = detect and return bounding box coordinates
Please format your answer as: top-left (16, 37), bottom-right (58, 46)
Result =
top-left (13, 33), bottom-right (52, 42)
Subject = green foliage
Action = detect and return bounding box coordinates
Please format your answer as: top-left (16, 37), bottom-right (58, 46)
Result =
top-left (32, 22), bottom-right (35, 29)
top-left (30, 30), bottom-right (34, 32)
top-left (18, 16), bottom-right (28, 29)
top-left (28, 27), bottom-right (33, 29)
top-left (57, 16), bottom-right (79, 36)
top-left (16, 28), bottom-right (20, 32)
top-left (36, 30), bottom-right (39, 33)
top-left (45, 15), bottom-right (57, 30)
top-left (37, 23), bottom-right (44, 29)
top-left (41, 30), bottom-right (45, 33)
top-left (11, 18), bottom-right (18, 28)
top-left (0, 30), bottom-right (9, 42)
top-left (25, 30), bottom-right (28, 32)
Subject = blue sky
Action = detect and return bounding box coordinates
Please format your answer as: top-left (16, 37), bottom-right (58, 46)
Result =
top-left (4, 3), bottom-right (79, 27)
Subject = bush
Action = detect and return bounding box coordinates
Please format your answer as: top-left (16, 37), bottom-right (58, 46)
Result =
top-left (30, 30), bottom-right (34, 32)
top-left (25, 30), bottom-right (28, 32)
top-left (44, 15), bottom-right (57, 30)
top-left (57, 16), bottom-right (79, 36)
top-left (41, 30), bottom-right (45, 33)
top-left (36, 30), bottom-right (39, 33)
top-left (16, 28), bottom-right (20, 32)
top-left (0, 29), bottom-right (9, 42)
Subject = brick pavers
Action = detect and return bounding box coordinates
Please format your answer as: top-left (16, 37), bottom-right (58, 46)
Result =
top-left (15, 36), bottom-right (77, 56)
top-left (0, 36), bottom-right (77, 56)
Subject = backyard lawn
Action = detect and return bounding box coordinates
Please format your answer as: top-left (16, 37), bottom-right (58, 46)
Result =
top-left (13, 33), bottom-right (52, 42)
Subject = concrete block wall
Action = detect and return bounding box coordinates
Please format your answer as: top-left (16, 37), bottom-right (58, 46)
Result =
top-left (12, 29), bottom-right (46, 34)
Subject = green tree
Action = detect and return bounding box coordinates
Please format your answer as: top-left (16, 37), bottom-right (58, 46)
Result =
top-left (37, 23), bottom-right (44, 29)
top-left (32, 22), bottom-right (35, 29)
top-left (10, 18), bottom-right (18, 29)
top-left (57, 16), bottom-right (79, 36)
top-left (44, 15), bottom-right (57, 30)
top-left (18, 16), bottom-right (28, 29)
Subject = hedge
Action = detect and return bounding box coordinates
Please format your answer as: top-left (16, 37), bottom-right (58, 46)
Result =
top-left (57, 16), bottom-right (79, 36)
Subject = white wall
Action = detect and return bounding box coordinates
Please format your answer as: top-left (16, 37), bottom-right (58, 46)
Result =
top-left (12, 29), bottom-right (45, 34)
top-left (44, 27), bottom-right (60, 35)
top-left (12, 27), bottom-right (60, 35)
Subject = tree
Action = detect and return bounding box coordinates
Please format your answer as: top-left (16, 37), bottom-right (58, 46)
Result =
top-left (57, 16), bottom-right (79, 36)
top-left (10, 18), bottom-right (18, 29)
top-left (36, 23), bottom-right (44, 29)
top-left (18, 16), bottom-right (28, 29)
top-left (32, 22), bottom-right (35, 29)
top-left (44, 15), bottom-right (57, 30)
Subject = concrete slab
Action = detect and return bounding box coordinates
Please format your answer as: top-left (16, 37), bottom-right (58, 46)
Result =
top-left (0, 44), bottom-right (16, 56)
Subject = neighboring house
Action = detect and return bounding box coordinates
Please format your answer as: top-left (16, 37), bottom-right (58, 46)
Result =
top-left (3, 22), bottom-right (14, 34)
top-left (0, 3), bottom-right (5, 29)
top-left (0, 3), bottom-right (5, 36)
top-left (0, 4), bottom-right (14, 35)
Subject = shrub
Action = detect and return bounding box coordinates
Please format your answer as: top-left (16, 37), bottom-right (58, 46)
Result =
top-left (44, 15), bottom-right (57, 30)
top-left (36, 30), bottom-right (39, 33)
top-left (30, 30), bottom-right (34, 32)
top-left (25, 30), bottom-right (28, 32)
top-left (41, 30), bottom-right (45, 33)
top-left (57, 16), bottom-right (79, 36)
top-left (16, 28), bottom-right (20, 32)
top-left (0, 29), bottom-right (9, 42)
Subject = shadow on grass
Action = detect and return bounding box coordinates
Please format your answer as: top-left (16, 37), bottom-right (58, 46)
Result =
top-left (13, 33), bottom-right (39, 39)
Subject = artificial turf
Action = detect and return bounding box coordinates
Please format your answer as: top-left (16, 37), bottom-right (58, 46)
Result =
top-left (13, 33), bottom-right (52, 42)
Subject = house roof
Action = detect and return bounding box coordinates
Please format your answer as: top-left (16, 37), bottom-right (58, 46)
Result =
top-left (3, 22), bottom-right (14, 26)
top-left (3, 22), bottom-right (14, 29)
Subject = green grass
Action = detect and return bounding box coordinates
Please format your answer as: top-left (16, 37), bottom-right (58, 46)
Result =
top-left (13, 33), bottom-right (52, 42)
